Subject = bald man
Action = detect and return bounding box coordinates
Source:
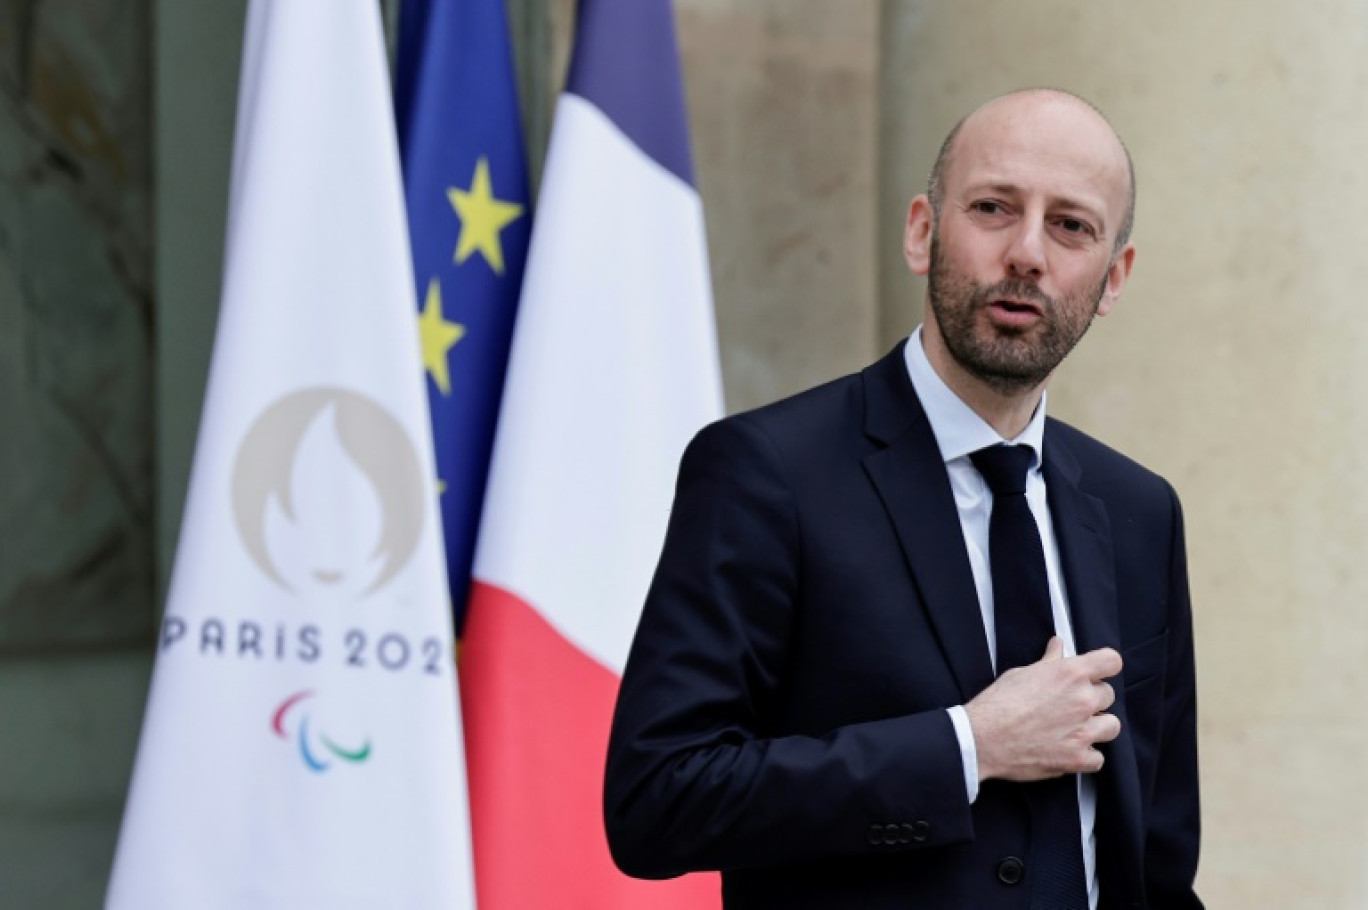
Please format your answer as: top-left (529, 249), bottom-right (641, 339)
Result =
top-left (605, 90), bottom-right (1202, 909)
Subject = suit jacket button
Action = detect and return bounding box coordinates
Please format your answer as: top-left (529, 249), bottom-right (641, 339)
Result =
top-left (909, 820), bottom-right (931, 842)
top-left (882, 824), bottom-right (900, 846)
top-left (997, 856), bottom-right (1025, 885)
top-left (868, 824), bottom-right (883, 845)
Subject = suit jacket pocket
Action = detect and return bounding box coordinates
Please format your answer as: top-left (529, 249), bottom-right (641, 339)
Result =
top-left (1121, 629), bottom-right (1168, 690)
top-left (1120, 630), bottom-right (1168, 797)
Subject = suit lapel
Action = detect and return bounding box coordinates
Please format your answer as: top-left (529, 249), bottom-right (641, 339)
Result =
top-left (860, 346), bottom-right (995, 702)
top-left (1041, 430), bottom-right (1118, 658)
top-left (1043, 426), bottom-right (1144, 904)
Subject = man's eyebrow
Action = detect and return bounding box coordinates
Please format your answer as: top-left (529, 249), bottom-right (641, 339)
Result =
top-left (959, 180), bottom-right (1022, 198)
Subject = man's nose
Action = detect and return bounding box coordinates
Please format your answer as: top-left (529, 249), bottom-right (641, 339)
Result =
top-left (1004, 219), bottom-right (1046, 279)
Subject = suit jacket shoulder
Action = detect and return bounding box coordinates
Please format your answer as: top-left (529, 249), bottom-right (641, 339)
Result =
top-left (1045, 416), bottom-right (1179, 503)
top-left (713, 365), bottom-right (867, 456)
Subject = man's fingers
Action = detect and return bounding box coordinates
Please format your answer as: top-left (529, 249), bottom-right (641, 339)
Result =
top-left (1076, 646), bottom-right (1122, 680)
top-left (1084, 712), bottom-right (1122, 745)
top-left (1093, 681), bottom-right (1115, 713)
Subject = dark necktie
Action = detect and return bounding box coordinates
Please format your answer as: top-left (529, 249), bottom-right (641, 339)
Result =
top-left (970, 444), bottom-right (1088, 909)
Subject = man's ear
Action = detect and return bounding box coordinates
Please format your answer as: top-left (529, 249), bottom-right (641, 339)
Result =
top-left (1096, 242), bottom-right (1136, 317)
top-left (904, 195), bottom-right (934, 277)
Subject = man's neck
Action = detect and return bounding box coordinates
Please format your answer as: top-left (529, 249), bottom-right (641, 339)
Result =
top-left (919, 324), bottom-right (1047, 441)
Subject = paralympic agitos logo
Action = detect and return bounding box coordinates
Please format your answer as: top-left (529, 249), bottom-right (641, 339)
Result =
top-left (272, 690), bottom-right (372, 773)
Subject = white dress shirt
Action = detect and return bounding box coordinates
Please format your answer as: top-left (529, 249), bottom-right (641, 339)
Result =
top-left (903, 327), bottom-right (1098, 908)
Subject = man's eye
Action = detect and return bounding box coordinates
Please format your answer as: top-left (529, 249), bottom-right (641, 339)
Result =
top-left (1057, 217), bottom-right (1093, 235)
top-left (970, 200), bottom-right (1003, 215)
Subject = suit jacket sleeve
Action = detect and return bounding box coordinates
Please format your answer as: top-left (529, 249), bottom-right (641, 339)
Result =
top-left (1143, 484), bottom-right (1203, 907)
top-left (604, 416), bottom-right (974, 879)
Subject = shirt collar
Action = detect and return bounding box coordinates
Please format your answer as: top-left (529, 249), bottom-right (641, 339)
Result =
top-left (903, 325), bottom-right (1047, 468)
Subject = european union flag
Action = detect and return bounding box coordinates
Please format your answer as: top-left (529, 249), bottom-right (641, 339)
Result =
top-left (395, 0), bottom-right (531, 632)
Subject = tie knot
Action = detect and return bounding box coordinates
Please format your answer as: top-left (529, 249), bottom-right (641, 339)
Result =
top-left (970, 444), bottom-right (1035, 495)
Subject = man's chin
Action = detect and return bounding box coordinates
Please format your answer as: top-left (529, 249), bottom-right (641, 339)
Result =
top-left (953, 345), bottom-right (1055, 394)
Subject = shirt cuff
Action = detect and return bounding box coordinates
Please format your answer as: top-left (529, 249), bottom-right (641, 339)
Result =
top-left (946, 705), bottom-right (980, 804)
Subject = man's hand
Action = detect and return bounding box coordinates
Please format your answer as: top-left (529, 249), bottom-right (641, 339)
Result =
top-left (964, 637), bottom-right (1122, 783)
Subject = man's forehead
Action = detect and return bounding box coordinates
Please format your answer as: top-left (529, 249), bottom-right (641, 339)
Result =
top-left (948, 93), bottom-right (1129, 211)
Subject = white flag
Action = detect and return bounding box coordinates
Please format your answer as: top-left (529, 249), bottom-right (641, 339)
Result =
top-left (106, 2), bottom-right (474, 907)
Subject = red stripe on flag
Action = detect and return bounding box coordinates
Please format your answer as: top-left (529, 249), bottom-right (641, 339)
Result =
top-left (461, 580), bottom-right (720, 908)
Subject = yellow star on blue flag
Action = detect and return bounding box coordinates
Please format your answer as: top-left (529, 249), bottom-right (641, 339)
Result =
top-left (448, 157), bottom-right (524, 275)
top-left (418, 278), bottom-right (465, 396)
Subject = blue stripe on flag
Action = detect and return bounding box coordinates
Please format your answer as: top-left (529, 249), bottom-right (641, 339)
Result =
top-left (566, 0), bottom-right (695, 187)
top-left (395, 0), bottom-right (531, 632)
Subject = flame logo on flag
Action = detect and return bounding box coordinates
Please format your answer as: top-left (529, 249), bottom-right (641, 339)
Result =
top-left (231, 387), bottom-right (427, 598)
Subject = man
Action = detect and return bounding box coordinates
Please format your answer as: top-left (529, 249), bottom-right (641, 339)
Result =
top-left (604, 89), bottom-right (1201, 909)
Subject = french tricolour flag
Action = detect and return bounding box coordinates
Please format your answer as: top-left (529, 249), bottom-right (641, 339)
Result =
top-left (460, 0), bottom-right (723, 905)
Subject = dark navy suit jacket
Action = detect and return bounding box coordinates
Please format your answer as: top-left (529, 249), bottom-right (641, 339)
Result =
top-left (605, 343), bottom-right (1202, 909)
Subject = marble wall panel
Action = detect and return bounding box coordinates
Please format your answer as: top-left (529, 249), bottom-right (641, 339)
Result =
top-left (0, 1), bottom-right (152, 649)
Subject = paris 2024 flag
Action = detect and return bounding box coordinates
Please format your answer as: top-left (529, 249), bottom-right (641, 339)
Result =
top-left (460, 0), bottom-right (723, 906)
top-left (105, 2), bottom-right (475, 908)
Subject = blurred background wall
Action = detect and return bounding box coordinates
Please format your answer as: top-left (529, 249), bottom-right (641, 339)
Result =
top-left (1, 0), bottom-right (1359, 905)
top-left (1, 2), bottom-right (156, 906)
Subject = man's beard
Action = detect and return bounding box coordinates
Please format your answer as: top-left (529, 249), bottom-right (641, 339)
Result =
top-left (927, 236), bottom-right (1108, 396)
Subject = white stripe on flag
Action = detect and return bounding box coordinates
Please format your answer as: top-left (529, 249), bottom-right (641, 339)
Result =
top-left (474, 94), bottom-right (723, 675)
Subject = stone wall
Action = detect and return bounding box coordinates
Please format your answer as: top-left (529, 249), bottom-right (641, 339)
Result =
top-left (881, 3), bottom-right (1368, 904)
